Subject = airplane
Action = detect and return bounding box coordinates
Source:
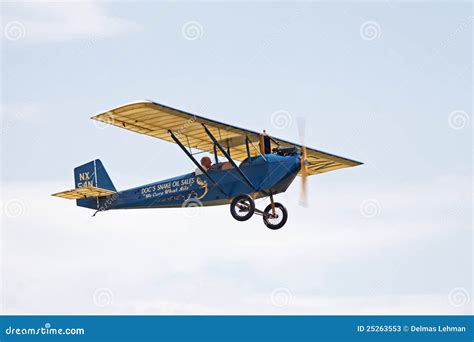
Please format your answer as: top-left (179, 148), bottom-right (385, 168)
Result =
top-left (52, 101), bottom-right (362, 230)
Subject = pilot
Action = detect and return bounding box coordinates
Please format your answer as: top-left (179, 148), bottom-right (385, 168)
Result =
top-left (196, 156), bottom-right (213, 175)
top-left (201, 156), bottom-right (212, 170)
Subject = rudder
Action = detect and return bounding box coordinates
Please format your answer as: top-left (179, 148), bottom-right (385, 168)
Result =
top-left (74, 160), bottom-right (116, 210)
top-left (74, 159), bottom-right (116, 191)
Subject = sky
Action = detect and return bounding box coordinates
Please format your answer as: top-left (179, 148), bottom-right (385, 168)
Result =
top-left (0, 1), bottom-right (472, 314)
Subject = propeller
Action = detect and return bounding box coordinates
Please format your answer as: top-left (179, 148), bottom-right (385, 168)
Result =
top-left (297, 117), bottom-right (309, 207)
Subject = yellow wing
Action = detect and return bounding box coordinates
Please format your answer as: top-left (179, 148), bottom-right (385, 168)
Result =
top-left (91, 101), bottom-right (362, 175)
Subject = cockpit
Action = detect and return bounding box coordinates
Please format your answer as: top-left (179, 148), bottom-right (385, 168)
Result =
top-left (195, 156), bottom-right (235, 175)
top-left (194, 133), bottom-right (300, 176)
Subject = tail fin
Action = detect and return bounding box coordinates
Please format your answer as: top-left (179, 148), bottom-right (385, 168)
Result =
top-left (74, 159), bottom-right (116, 192)
top-left (74, 159), bottom-right (116, 209)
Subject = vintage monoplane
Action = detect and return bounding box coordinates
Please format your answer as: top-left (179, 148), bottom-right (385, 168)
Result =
top-left (52, 101), bottom-right (362, 229)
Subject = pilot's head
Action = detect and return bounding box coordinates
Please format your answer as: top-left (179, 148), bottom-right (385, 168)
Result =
top-left (200, 156), bottom-right (212, 169)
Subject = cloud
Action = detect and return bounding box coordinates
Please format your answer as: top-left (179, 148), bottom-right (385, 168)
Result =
top-left (2, 2), bottom-right (140, 43)
top-left (1, 174), bottom-right (472, 315)
top-left (1, 102), bottom-right (39, 122)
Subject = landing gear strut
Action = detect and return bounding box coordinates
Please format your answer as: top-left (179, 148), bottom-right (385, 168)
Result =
top-left (230, 193), bottom-right (288, 229)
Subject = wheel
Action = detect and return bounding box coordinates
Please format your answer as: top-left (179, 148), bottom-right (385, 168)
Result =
top-left (230, 194), bottom-right (255, 221)
top-left (263, 202), bottom-right (288, 230)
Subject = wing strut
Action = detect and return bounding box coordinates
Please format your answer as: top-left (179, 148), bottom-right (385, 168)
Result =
top-left (202, 124), bottom-right (259, 192)
top-left (168, 130), bottom-right (229, 198)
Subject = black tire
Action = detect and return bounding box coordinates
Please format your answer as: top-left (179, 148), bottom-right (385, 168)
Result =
top-left (230, 194), bottom-right (255, 221)
top-left (263, 202), bottom-right (288, 230)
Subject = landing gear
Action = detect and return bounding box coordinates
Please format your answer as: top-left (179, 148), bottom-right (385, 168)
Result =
top-left (230, 193), bottom-right (288, 229)
top-left (230, 194), bottom-right (255, 221)
top-left (262, 202), bottom-right (288, 230)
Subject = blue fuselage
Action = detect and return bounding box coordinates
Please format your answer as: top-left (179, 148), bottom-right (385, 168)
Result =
top-left (79, 154), bottom-right (301, 211)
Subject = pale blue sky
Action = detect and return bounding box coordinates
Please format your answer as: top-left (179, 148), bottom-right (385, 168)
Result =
top-left (1, 1), bottom-right (472, 314)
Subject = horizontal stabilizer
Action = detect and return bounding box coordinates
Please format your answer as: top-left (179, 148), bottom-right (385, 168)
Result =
top-left (52, 186), bottom-right (116, 200)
